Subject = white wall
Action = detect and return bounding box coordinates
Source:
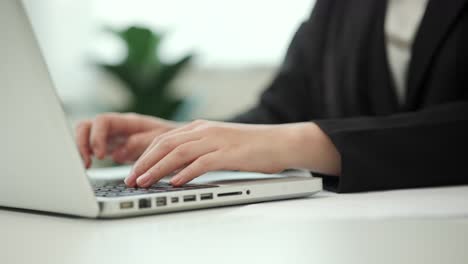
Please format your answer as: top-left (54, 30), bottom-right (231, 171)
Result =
top-left (91, 0), bottom-right (314, 66)
top-left (22, 0), bottom-right (316, 120)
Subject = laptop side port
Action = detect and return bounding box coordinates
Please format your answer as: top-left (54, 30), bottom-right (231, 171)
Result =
top-left (156, 197), bottom-right (167, 207)
top-left (138, 198), bottom-right (151, 209)
top-left (183, 195), bottom-right (196, 202)
top-left (171, 197), bottom-right (179, 203)
top-left (120, 201), bottom-right (134, 209)
top-left (217, 191), bottom-right (243, 197)
top-left (200, 193), bottom-right (213, 200)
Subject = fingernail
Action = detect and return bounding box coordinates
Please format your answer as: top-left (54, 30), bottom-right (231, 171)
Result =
top-left (124, 177), bottom-right (131, 186)
top-left (136, 173), bottom-right (151, 186)
top-left (124, 172), bottom-right (136, 187)
top-left (170, 176), bottom-right (182, 186)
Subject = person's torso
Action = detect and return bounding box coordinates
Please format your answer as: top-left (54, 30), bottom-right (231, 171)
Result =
top-left (305, 0), bottom-right (468, 119)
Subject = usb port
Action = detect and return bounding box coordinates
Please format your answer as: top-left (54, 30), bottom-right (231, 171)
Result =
top-left (183, 195), bottom-right (196, 202)
top-left (138, 198), bottom-right (151, 209)
top-left (120, 201), bottom-right (134, 209)
top-left (200, 193), bottom-right (213, 200)
top-left (171, 197), bottom-right (179, 203)
top-left (156, 197), bottom-right (167, 207)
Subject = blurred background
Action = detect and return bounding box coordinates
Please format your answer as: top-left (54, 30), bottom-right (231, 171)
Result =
top-left (21, 0), bottom-right (315, 123)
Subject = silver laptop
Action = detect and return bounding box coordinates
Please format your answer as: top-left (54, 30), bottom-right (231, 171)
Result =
top-left (0, 0), bottom-right (322, 218)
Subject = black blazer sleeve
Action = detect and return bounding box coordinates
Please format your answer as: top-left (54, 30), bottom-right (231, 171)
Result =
top-left (315, 102), bottom-right (468, 193)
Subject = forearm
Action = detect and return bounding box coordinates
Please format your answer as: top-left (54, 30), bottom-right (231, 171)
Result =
top-left (279, 122), bottom-right (341, 176)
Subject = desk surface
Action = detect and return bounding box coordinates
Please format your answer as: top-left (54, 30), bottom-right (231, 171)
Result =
top-left (2, 184), bottom-right (468, 264)
top-left (1, 211), bottom-right (467, 264)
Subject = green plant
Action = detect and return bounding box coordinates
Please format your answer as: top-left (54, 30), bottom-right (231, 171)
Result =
top-left (98, 25), bottom-right (193, 120)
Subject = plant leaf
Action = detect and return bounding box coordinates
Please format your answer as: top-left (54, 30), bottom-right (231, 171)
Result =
top-left (149, 54), bottom-right (193, 96)
top-left (99, 64), bottom-right (142, 95)
top-left (118, 26), bottom-right (161, 66)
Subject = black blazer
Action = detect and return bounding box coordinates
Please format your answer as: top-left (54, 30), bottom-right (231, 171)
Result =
top-left (230, 0), bottom-right (468, 192)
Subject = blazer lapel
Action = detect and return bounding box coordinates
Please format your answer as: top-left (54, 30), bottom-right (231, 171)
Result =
top-left (368, 0), bottom-right (400, 115)
top-left (405, 0), bottom-right (468, 110)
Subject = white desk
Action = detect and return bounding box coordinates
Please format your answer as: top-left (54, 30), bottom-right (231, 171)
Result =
top-left (1, 168), bottom-right (468, 264)
top-left (1, 210), bottom-right (467, 264)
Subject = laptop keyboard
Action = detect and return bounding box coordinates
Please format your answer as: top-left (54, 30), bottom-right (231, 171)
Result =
top-left (93, 182), bottom-right (218, 197)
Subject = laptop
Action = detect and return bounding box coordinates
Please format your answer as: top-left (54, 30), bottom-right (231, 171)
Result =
top-left (0, 0), bottom-right (322, 218)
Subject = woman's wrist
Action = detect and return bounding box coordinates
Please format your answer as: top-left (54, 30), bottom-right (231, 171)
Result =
top-left (278, 122), bottom-right (341, 176)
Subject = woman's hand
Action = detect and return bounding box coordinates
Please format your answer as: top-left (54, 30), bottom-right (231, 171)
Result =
top-left (125, 120), bottom-right (341, 188)
top-left (75, 113), bottom-right (179, 168)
